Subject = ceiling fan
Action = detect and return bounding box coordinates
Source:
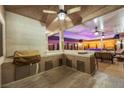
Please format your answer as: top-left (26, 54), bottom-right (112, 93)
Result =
top-left (92, 26), bottom-right (105, 38)
top-left (93, 26), bottom-right (100, 36)
top-left (42, 5), bottom-right (82, 32)
top-left (43, 5), bottom-right (81, 21)
top-left (89, 18), bottom-right (104, 36)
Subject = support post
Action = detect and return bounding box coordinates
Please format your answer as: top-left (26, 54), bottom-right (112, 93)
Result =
top-left (100, 36), bottom-right (103, 51)
top-left (59, 30), bottom-right (64, 52)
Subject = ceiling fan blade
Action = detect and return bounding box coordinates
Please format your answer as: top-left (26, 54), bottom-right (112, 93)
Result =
top-left (58, 17), bottom-right (72, 31)
top-left (43, 10), bottom-right (57, 14)
top-left (47, 17), bottom-right (59, 32)
top-left (68, 13), bottom-right (82, 25)
top-left (45, 14), bottom-right (57, 27)
top-left (67, 7), bottom-right (81, 14)
top-left (58, 19), bottom-right (67, 31)
top-left (59, 5), bottom-right (64, 10)
top-left (64, 16), bottom-right (74, 28)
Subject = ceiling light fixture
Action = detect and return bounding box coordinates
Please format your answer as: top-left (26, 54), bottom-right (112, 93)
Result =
top-left (58, 10), bottom-right (67, 21)
top-left (94, 26), bottom-right (99, 36)
top-left (94, 32), bottom-right (99, 36)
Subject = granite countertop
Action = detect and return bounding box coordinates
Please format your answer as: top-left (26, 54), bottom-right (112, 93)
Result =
top-left (4, 57), bottom-right (13, 63)
top-left (4, 50), bottom-right (95, 63)
top-left (42, 51), bottom-right (63, 57)
top-left (42, 50), bottom-right (94, 57)
top-left (64, 50), bottom-right (94, 57)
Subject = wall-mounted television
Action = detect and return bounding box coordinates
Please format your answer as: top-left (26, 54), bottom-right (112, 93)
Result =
top-left (0, 22), bottom-right (3, 57)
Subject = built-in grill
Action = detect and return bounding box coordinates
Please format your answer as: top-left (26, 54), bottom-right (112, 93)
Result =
top-left (13, 50), bottom-right (41, 66)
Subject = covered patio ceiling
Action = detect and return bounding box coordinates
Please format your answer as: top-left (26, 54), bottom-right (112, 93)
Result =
top-left (53, 7), bottom-right (124, 40)
top-left (5, 5), bottom-right (123, 35)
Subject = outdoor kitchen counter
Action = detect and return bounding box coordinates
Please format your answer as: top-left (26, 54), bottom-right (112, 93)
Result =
top-left (64, 50), bottom-right (94, 57)
top-left (42, 50), bottom-right (94, 57)
top-left (2, 50), bottom-right (96, 85)
top-left (63, 50), bottom-right (95, 75)
top-left (4, 50), bottom-right (94, 61)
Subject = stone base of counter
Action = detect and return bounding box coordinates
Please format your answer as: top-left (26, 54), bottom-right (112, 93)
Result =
top-left (63, 54), bottom-right (96, 75)
top-left (0, 65), bottom-right (1, 88)
top-left (2, 53), bottom-right (96, 85)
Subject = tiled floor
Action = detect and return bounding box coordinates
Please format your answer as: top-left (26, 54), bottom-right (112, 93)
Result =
top-left (93, 62), bottom-right (124, 88)
top-left (2, 61), bottom-right (124, 88)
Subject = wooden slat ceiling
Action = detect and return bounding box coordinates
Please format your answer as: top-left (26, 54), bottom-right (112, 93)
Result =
top-left (5, 5), bottom-right (124, 34)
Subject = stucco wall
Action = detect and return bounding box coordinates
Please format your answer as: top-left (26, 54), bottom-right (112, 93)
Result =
top-left (6, 11), bottom-right (47, 57)
top-left (0, 5), bottom-right (5, 88)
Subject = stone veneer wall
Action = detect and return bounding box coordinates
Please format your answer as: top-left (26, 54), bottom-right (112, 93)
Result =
top-left (6, 11), bottom-right (47, 57)
top-left (0, 5), bottom-right (5, 88)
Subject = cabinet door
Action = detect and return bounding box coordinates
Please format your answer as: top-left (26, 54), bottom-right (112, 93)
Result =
top-left (59, 58), bottom-right (63, 66)
top-left (66, 58), bottom-right (72, 67)
top-left (2, 63), bottom-right (15, 84)
top-left (45, 61), bottom-right (53, 71)
top-left (77, 60), bottom-right (85, 72)
top-left (15, 65), bottom-right (30, 80)
top-left (90, 57), bottom-right (96, 74)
